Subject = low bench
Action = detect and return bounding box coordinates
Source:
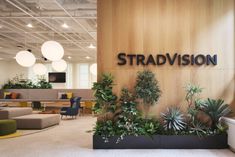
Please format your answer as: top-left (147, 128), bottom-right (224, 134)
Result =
top-left (13, 114), bottom-right (60, 129)
top-left (0, 107), bottom-right (32, 120)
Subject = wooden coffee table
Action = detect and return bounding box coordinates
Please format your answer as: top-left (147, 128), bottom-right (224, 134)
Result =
top-left (39, 110), bottom-right (60, 114)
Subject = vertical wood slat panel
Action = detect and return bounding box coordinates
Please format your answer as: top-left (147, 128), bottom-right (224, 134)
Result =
top-left (98, 0), bottom-right (235, 116)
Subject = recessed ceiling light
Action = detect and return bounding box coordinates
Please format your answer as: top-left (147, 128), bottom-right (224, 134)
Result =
top-left (85, 56), bottom-right (91, 59)
top-left (27, 23), bottom-right (33, 28)
top-left (68, 56), bottom-right (72, 59)
top-left (62, 23), bottom-right (69, 28)
top-left (88, 44), bottom-right (96, 49)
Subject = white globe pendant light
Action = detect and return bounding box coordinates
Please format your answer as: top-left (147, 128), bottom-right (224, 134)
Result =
top-left (90, 63), bottom-right (97, 75)
top-left (52, 59), bottom-right (67, 72)
top-left (33, 63), bottom-right (47, 75)
top-left (41, 41), bottom-right (64, 61)
top-left (15, 50), bottom-right (36, 67)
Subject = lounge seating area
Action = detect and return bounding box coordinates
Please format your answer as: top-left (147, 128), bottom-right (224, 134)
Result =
top-left (0, 107), bottom-right (60, 129)
top-left (0, 0), bottom-right (235, 157)
top-left (0, 94), bottom-right (92, 130)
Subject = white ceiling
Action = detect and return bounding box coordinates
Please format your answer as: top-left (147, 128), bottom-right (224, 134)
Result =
top-left (0, 0), bottom-right (97, 63)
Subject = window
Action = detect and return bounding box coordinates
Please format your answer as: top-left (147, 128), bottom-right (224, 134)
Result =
top-left (78, 64), bottom-right (89, 89)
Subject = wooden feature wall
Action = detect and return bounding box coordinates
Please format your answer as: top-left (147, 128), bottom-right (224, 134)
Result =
top-left (97, 0), bottom-right (235, 115)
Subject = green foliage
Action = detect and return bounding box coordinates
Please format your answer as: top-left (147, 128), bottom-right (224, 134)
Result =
top-left (216, 122), bottom-right (228, 134)
top-left (92, 104), bottom-right (103, 115)
top-left (2, 75), bottom-right (52, 89)
top-left (119, 88), bottom-right (135, 103)
top-left (189, 120), bottom-right (209, 137)
top-left (161, 107), bottom-right (187, 133)
top-left (115, 88), bottom-right (144, 142)
top-left (137, 119), bottom-right (162, 136)
top-left (94, 88), bottom-right (162, 143)
top-left (92, 73), bottom-right (117, 113)
top-left (199, 98), bottom-right (232, 130)
top-left (36, 77), bottom-right (52, 89)
top-left (93, 74), bottom-right (231, 144)
top-left (135, 70), bottom-right (161, 105)
top-left (94, 120), bottom-right (116, 142)
top-left (185, 83), bottom-right (203, 107)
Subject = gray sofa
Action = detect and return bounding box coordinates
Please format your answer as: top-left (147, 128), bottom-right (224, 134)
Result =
top-left (0, 107), bottom-right (60, 129)
top-left (0, 107), bottom-right (32, 119)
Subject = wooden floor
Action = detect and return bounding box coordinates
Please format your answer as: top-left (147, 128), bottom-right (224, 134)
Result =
top-left (0, 116), bottom-right (234, 157)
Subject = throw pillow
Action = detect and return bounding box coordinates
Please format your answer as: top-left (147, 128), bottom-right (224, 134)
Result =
top-left (58, 92), bottom-right (66, 99)
top-left (61, 94), bottom-right (67, 99)
top-left (11, 92), bottom-right (19, 99)
top-left (5, 94), bottom-right (12, 99)
top-left (4, 92), bottom-right (11, 99)
top-left (66, 92), bottom-right (73, 99)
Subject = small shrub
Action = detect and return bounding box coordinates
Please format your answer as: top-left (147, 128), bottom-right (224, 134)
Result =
top-left (199, 98), bottom-right (232, 130)
top-left (161, 107), bottom-right (187, 133)
top-left (135, 70), bottom-right (161, 117)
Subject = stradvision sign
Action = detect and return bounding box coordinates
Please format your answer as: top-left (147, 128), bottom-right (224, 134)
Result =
top-left (117, 52), bottom-right (217, 66)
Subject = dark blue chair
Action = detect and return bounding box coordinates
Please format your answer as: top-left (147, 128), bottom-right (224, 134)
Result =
top-left (60, 97), bottom-right (82, 119)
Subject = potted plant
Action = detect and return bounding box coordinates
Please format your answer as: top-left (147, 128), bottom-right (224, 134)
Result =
top-left (134, 70), bottom-right (161, 118)
top-left (92, 73), bottom-right (230, 149)
top-left (2, 75), bottom-right (52, 89)
top-left (92, 73), bottom-right (117, 118)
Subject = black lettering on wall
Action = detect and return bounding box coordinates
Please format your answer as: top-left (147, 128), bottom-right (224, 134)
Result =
top-left (137, 54), bottom-right (146, 65)
top-left (191, 55), bottom-right (195, 65)
top-left (117, 53), bottom-right (127, 65)
top-left (146, 55), bottom-right (156, 65)
top-left (127, 54), bottom-right (136, 65)
top-left (166, 53), bottom-right (177, 65)
top-left (182, 54), bottom-right (190, 65)
top-left (206, 54), bottom-right (217, 65)
top-left (178, 54), bottom-right (181, 65)
top-left (117, 52), bottom-right (218, 66)
top-left (195, 54), bottom-right (206, 65)
top-left (156, 55), bottom-right (166, 65)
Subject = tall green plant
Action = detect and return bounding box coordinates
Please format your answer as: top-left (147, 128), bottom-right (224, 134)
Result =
top-left (184, 83), bottom-right (205, 130)
top-left (92, 73), bottom-right (117, 114)
top-left (200, 98), bottom-right (232, 130)
top-left (185, 83), bottom-right (203, 108)
top-left (135, 70), bottom-right (161, 117)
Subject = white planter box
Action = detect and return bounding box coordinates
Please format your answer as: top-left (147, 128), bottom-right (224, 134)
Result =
top-left (222, 117), bottom-right (235, 152)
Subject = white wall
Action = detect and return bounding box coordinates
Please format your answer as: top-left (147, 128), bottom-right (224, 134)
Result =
top-left (0, 60), bottom-right (97, 89)
top-left (0, 61), bottom-right (28, 87)
top-left (0, 61), bottom-right (9, 86)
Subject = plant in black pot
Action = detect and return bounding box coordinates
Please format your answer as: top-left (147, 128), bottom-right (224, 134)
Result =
top-left (93, 87), bottom-right (162, 145)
